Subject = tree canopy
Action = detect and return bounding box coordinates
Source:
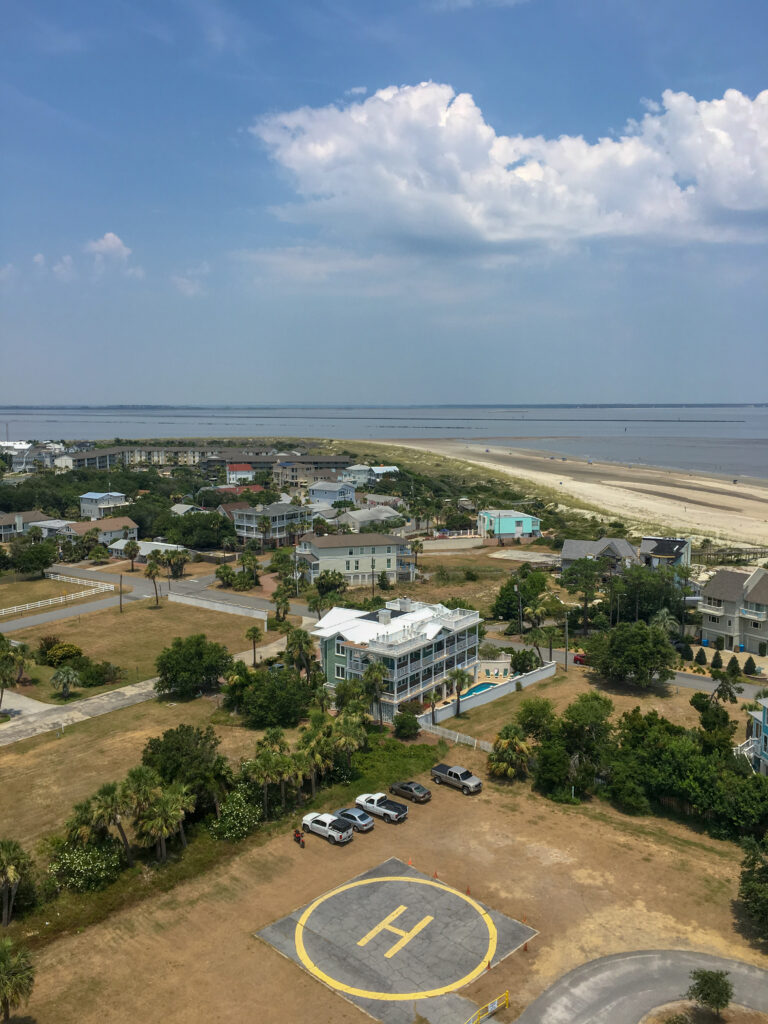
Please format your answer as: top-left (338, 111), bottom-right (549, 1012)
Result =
top-left (154, 634), bottom-right (233, 698)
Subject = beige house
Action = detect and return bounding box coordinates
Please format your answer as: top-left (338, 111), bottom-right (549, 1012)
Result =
top-left (700, 567), bottom-right (768, 655)
top-left (58, 516), bottom-right (138, 547)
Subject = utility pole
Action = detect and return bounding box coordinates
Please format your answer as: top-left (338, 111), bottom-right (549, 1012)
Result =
top-left (119, 573), bottom-right (123, 613)
top-left (514, 584), bottom-right (523, 636)
top-left (294, 546), bottom-right (299, 597)
top-left (371, 555), bottom-right (375, 599)
top-left (563, 615), bottom-right (568, 673)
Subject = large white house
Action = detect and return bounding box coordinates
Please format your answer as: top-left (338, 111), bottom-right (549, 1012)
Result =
top-left (313, 598), bottom-right (481, 721)
top-left (296, 533), bottom-right (414, 586)
top-left (79, 491), bottom-right (129, 520)
top-left (307, 480), bottom-right (356, 504)
top-left (231, 502), bottom-right (312, 546)
top-left (340, 465), bottom-right (399, 487)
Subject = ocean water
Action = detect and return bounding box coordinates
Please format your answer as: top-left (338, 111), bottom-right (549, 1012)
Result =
top-left (1, 405), bottom-right (766, 479)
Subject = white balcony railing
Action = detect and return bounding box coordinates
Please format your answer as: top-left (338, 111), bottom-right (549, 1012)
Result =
top-left (740, 607), bottom-right (767, 621)
top-left (699, 603), bottom-right (724, 616)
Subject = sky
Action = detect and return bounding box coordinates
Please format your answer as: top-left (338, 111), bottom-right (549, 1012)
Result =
top-left (2, 0), bottom-right (767, 405)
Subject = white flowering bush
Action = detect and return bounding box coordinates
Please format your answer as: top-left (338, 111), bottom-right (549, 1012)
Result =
top-left (208, 787), bottom-right (262, 841)
top-left (49, 840), bottom-right (125, 892)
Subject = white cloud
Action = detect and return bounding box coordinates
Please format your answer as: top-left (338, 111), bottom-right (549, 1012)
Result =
top-left (32, 253), bottom-right (46, 268)
top-left (251, 84), bottom-right (768, 247)
top-left (85, 231), bottom-right (132, 261)
top-left (0, 263), bottom-right (15, 284)
top-left (432, 0), bottom-right (529, 9)
top-left (345, 86), bottom-right (367, 97)
top-left (125, 265), bottom-right (146, 279)
top-left (171, 262), bottom-right (210, 296)
top-left (52, 255), bottom-right (76, 282)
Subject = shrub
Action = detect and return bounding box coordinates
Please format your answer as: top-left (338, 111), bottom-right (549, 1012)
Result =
top-left (35, 634), bottom-right (61, 664)
top-left (45, 643), bottom-right (84, 667)
top-left (208, 787), bottom-right (262, 841)
top-left (399, 700), bottom-right (424, 716)
top-left (726, 654), bottom-right (741, 677)
top-left (759, 642), bottom-right (767, 657)
top-left (715, 636), bottom-right (725, 651)
top-left (711, 649), bottom-right (723, 670)
top-left (694, 647), bottom-right (707, 665)
top-left (463, 568), bottom-right (478, 581)
top-left (679, 643), bottom-right (693, 661)
top-left (74, 659), bottom-right (123, 688)
top-left (393, 710), bottom-right (420, 740)
top-left (48, 839), bottom-right (124, 892)
top-left (743, 655), bottom-right (757, 676)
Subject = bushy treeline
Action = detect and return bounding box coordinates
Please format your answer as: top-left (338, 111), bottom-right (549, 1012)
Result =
top-left (488, 692), bottom-right (768, 841)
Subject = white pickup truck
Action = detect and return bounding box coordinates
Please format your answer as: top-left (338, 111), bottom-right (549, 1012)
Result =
top-left (301, 812), bottom-right (354, 844)
top-left (355, 792), bottom-right (408, 823)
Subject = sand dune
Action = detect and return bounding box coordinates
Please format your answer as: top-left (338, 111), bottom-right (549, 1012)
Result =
top-left (390, 439), bottom-right (768, 546)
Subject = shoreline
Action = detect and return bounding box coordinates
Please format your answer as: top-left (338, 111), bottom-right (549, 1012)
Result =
top-left (382, 438), bottom-right (768, 546)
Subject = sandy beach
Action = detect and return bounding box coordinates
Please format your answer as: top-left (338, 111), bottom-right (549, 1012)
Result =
top-left (389, 439), bottom-right (768, 546)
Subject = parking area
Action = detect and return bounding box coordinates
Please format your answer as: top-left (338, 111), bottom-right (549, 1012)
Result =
top-left (258, 857), bottom-right (536, 1024)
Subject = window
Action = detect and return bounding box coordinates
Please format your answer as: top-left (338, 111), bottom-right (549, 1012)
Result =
top-left (354, 560), bottom-right (359, 570)
top-left (709, 616), bottom-right (719, 623)
top-left (348, 548), bottom-right (353, 556)
top-left (753, 622), bottom-right (761, 629)
top-left (346, 561), bottom-right (350, 571)
top-left (387, 559), bottom-right (391, 568)
top-left (387, 546), bottom-right (391, 553)
top-left (335, 665), bottom-right (346, 679)
top-left (335, 640), bottom-right (345, 656)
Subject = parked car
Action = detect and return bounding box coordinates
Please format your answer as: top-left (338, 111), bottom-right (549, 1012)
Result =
top-left (389, 781), bottom-right (432, 803)
top-left (301, 812), bottom-right (353, 845)
top-left (334, 807), bottom-right (374, 833)
top-left (355, 792), bottom-right (408, 823)
top-left (430, 764), bottom-right (482, 794)
top-left (572, 652), bottom-right (588, 665)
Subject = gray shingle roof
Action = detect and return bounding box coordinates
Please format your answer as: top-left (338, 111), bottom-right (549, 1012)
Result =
top-left (299, 532), bottom-right (408, 549)
top-left (745, 568), bottom-right (768, 605)
top-left (702, 569), bottom-right (751, 603)
top-left (561, 537), bottom-right (638, 562)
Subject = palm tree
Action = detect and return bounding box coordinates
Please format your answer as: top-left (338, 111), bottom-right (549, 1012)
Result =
top-left (65, 799), bottom-right (103, 847)
top-left (424, 689), bottom-right (439, 725)
top-left (410, 539), bottom-right (423, 570)
top-left (165, 782), bottom-right (196, 849)
top-left (290, 749), bottom-right (310, 806)
top-left (286, 628), bottom-right (314, 680)
top-left (272, 584), bottom-right (291, 623)
top-left (523, 600), bottom-right (548, 631)
top-left (91, 782), bottom-right (133, 867)
top-left (447, 667), bottom-right (473, 717)
top-left (307, 590), bottom-right (329, 619)
top-left (144, 558), bottom-right (161, 606)
top-left (9, 644), bottom-right (30, 686)
top-left (650, 607), bottom-right (680, 638)
top-left (257, 515), bottom-right (271, 551)
top-left (245, 625), bottom-right (263, 667)
top-left (539, 625), bottom-right (560, 663)
top-left (240, 551), bottom-right (260, 587)
top-left (333, 713), bottom-right (366, 768)
top-left (243, 749), bottom-right (279, 819)
top-left (487, 723), bottom-right (532, 780)
top-left (257, 727), bottom-right (291, 808)
top-left (298, 716), bottom-right (334, 799)
top-left (0, 842), bottom-right (27, 929)
top-left (362, 660), bottom-right (389, 727)
top-left (0, 937), bottom-right (35, 1023)
top-left (312, 682), bottom-right (330, 714)
top-left (136, 787), bottom-right (187, 863)
top-left (527, 627), bottom-right (546, 664)
top-left (0, 648), bottom-right (15, 712)
top-left (51, 664), bottom-right (80, 700)
top-left (124, 538), bottom-right (140, 572)
top-left (123, 765), bottom-right (162, 818)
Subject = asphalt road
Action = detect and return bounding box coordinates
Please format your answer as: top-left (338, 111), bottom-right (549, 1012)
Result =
top-left (513, 950), bottom-right (768, 1023)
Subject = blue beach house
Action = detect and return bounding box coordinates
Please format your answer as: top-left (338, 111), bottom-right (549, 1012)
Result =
top-left (743, 697), bottom-right (768, 777)
top-left (477, 508), bottom-right (541, 540)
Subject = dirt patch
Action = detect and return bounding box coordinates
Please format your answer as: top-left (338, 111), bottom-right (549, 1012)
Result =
top-left (21, 743), bottom-right (766, 1024)
top-left (8, 597), bottom-right (284, 681)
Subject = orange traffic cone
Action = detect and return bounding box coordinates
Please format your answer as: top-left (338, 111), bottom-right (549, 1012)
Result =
top-left (523, 942), bottom-right (528, 952)
top-left (522, 914), bottom-right (526, 923)
top-left (433, 870), bottom-right (438, 879)
top-left (408, 858), bottom-right (412, 866)
top-left (486, 960), bottom-right (491, 971)
top-left (466, 885), bottom-right (471, 896)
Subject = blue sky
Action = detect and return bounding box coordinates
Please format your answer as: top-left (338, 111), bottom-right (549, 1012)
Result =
top-left (2, 0), bottom-right (767, 405)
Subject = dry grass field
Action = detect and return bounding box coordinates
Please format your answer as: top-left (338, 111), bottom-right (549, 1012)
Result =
top-left (0, 576), bottom-right (94, 619)
top-left (0, 697), bottom-right (290, 849)
top-left (8, 597), bottom-right (285, 684)
top-left (453, 669), bottom-right (739, 743)
top-left (95, 558), bottom-right (217, 578)
top-left (21, 740), bottom-right (766, 1024)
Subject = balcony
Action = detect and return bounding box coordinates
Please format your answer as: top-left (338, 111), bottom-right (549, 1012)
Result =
top-left (699, 603), bottom-right (724, 617)
top-left (740, 607), bottom-right (767, 622)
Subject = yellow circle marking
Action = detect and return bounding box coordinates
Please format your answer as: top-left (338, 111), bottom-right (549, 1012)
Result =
top-left (294, 875), bottom-right (497, 1002)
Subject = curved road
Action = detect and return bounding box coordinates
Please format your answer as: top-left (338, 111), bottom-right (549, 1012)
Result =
top-left (514, 950), bottom-right (768, 1023)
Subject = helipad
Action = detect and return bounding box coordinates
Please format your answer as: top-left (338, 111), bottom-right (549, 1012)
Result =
top-left (258, 857), bottom-right (536, 1024)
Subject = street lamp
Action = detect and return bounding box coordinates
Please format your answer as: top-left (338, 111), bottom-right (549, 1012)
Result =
top-left (513, 584), bottom-right (523, 635)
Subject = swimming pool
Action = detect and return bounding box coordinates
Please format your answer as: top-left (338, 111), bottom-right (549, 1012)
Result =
top-left (463, 682), bottom-right (496, 698)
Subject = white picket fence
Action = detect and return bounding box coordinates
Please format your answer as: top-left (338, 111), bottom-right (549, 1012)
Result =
top-left (419, 722), bottom-right (492, 752)
top-left (0, 572), bottom-right (115, 618)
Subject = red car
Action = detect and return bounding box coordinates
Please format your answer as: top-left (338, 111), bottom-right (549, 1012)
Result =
top-left (572, 652), bottom-right (588, 665)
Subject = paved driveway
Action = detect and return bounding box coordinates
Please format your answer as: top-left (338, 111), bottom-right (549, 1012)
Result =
top-left (514, 950), bottom-right (768, 1024)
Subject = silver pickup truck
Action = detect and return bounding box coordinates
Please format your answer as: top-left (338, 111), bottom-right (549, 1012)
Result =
top-left (430, 763), bottom-right (483, 795)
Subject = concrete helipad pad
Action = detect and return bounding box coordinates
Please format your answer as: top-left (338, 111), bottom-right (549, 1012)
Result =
top-left (258, 857), bottom-right (536, 1024)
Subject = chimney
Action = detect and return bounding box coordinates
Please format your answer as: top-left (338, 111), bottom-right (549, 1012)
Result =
top-left (377, 609), bottom-right (391, 625)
